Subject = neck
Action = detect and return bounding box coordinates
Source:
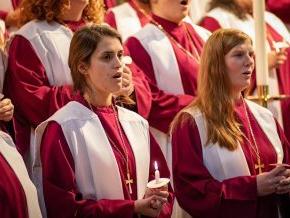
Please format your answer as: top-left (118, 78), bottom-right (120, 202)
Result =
top-left (231, 91), bottom-right (242, 101)
top-left (151, 10), bottom-right (183, 25)
top-left (61, 4), bottom-right (86, 22)
top-left (84, 90), bottom-right (113, 108)
top-left (132, 0), bottom-right (151, 14)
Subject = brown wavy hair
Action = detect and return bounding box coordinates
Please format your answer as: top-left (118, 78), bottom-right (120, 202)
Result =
top-left (209, 0), bottom-right (252, 20)
top-left (172, 29), bottom-right (252, 151)
top-left (18, 0), bottom-right (105, 27)
top-left (69, 24), bottom-right (134, 105)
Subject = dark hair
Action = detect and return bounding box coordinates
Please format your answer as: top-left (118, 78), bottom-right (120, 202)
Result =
top-left (69, 24), bottom-right (134, 105)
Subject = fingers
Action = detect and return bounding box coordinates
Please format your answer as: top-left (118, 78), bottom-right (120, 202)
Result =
top-left (269, 165), bottom-right (286, 176)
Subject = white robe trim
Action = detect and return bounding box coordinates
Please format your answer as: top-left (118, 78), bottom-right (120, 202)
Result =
top-left (133, 22), bottom-right (210, 95)
top-left (33, 101), bottom-right (150, 214)
top-left (110, 2), bottom-right (142, 42)
top-left (184, 100), bottom-right (283, 182)
top-left (15, 20), bottom-right (73, 86)
top-left (206, 7), bottom-right (287, 128)
top-left (0, 131), bottom-right (42, 218)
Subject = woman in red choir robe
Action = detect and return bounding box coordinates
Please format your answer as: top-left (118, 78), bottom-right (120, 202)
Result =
top-left (3, 0), bottom-right (132, 161)
top-left (171, 29), bottom-right (290, 218)
top-left (125, 0), bottom-right (209, 157)
top-left (199, 0), bottom-right (290, 141)
top-left (33, 24), bottom-right (173, 218)
top-left (105, 0), bottom-right (152, 42)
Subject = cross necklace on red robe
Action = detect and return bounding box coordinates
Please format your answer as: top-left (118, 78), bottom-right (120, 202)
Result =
top-left (242, 99), bottom-right (264, 174)
top-left (86, 98), bottom-right (134, 195)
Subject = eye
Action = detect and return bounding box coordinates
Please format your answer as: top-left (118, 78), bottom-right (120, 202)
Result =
top-left (234, 52), bottom-right (243, 57)
top-left (102, 53), bottom-right (113, 61)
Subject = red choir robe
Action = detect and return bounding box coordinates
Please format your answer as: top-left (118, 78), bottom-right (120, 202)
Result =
top-left (104, 0), bottom-right (118, 9)
top-left (267, 0), bottom-right (290, 25)
top-left (171, 99), bottom-right (290, 218)
top-left (200, 13), bottom-right (290, 142)
top-left (0, 0), bottom-right (21, 20)
top-left (0, 153), bottom-right (28, 218)
top-left (105, 0), bottom-right (150, 33)
top-left (4, 17), bottom-right (192, 158)
top-left (39, 94), bottom-right (174, 218)
top-left (126, 14), bottom-right (205, 97)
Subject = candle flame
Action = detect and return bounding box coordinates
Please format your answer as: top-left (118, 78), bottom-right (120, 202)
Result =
top-left (154, 161), bottom-right (158, 170)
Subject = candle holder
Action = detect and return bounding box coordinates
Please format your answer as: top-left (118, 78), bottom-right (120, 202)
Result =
top-left (246, 85), bottom-right (289, 108)
top-left (147, 178), bottom-right (170, 189)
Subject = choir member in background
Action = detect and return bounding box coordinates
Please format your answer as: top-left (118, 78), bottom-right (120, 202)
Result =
top-left (125, 0), bottom-right (210, 158)
top-left (266, 0), bottom-right (290, 29)
top-left (0, 0), bottom-right (21, 30)
top-left (0, 130), bottom-right (41, 218)
top-left (33, 24), bottom-right (173, 218)
top-left (199, 0), bottom-right (290, 141)
top-left (3, 0), bottom-right (108, 161)
top-left (105, 0), bottom-right (152, 42)
top-left (0, 19), bottom-right (14, 133)
top-left (171, 29), bottom-right (290, 218)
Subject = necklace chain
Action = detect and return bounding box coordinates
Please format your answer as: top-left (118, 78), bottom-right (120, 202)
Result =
top-left (85, 97), bottom-right (134, 195)
top-left (132, 0), bottom-right (200, 62)
top-left (242, 99), bottom-right (264, 174)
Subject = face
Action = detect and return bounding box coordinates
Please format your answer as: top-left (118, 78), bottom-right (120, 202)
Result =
top-left (225, 40), bottom-right (254, 94)
top-left (153, 0), bottom-right (192, 23)
top-left (84, 36), bottom-right (124, 97)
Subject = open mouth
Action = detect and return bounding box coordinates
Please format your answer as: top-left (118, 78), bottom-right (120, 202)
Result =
top-left (242, 71), bottom-right (252, 76)
top-left (180, 0), bottom-right (188, 6)
top-left (112, 72), bottom-right (122, 79)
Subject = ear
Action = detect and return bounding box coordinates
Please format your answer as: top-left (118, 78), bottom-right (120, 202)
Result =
top-left (78, 62), bottom-right (89, 75)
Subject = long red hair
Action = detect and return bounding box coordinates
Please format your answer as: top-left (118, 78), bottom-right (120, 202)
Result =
top-left (172, 29), bottom-right (252, 150)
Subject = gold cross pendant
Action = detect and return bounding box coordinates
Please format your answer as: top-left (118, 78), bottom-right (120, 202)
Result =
top-left (255, 159), bottom-right (265, 174)
top-left (126, 172), bottom-right (134, 194)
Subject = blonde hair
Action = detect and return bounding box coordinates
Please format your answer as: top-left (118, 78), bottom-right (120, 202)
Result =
top-left (19, 0), bottom-right (105, 26)
top-left (172, 29), bottom-right (252, 151)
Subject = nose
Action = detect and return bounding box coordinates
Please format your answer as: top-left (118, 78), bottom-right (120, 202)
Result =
top-left (246, 53), bottom-right (254, 67)
top-left (113, 55), bottom-right (122, 68)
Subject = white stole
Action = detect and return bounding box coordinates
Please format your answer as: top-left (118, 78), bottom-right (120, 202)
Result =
top-left (15, 20), bottom-right (73, 86)
top-left (184, 99), bottom-right (283, 182)
top-left (33, 101), bottom-right (150, 216)
top-left (110, 2), bottom-right (142, 42)
top-left (0, 131), bottom-right (42, 218)
top-left (134, 22), bottom-right (210, 95)
top-left (206, 8), bottom-right (290, 128)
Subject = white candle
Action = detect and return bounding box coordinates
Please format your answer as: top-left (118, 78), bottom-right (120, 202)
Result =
top-left (253, 0), bottom-right (269, 86)
top-left (154, 161), bottom-right (160, 184)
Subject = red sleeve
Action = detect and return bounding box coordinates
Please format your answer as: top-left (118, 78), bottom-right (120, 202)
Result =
top-left (41, 121), bottom-right (135, 218)
top-left (0, 11), bottom-right (8, 20)
top-left (104, 10), bottom-right (117, 29)
top-left (148, 133), bottom-right (174, 217)
top-left (275, 119), bottom-right (290, 164)
top-left (4, 36), bottom-right (74, 128)
top-left (171, 113), bottom-right (257, 218)
top-left (199, 16), bottom-right (222, 33)
top-left (125, 38), bottom-right (193, 133)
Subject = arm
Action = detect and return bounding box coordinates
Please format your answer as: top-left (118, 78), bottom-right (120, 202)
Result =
top-left (148, 133), bottom-right (174, 218)
top-left (125, 39), bottom-right (193, 133)
top-left (4, 36), bottom-right (74, 128)
top-left (41, 121), bottom-right (135, 218)
top-left (171, 113), bottom-right (257, 218)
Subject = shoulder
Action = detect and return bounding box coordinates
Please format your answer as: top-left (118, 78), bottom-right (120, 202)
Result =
top-left (117, 106), bottom-right (148, 126)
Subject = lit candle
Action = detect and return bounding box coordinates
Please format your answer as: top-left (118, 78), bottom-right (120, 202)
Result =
top-left (154, 161), bottom-right (160, 184)
top-left (253, 0), bottom-right (269, 86)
